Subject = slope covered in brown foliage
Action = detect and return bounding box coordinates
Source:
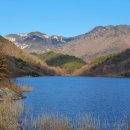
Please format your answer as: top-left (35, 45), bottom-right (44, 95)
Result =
top-left (0, 36), bottom-right (60, 77)
top-left (75, 49), bottom-right (130, 77)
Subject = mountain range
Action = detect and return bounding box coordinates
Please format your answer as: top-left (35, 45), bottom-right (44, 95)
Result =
top-left (5, 25), bottom-right (130, 63)
top-left (2, 24), bottom-right (130, 77)
top-left (5, 32), bottom-right (74, 53)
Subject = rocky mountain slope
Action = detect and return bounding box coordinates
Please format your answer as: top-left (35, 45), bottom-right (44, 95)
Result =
top-left (5, 32), bottom-right (74, 53)
top-left (74, 49), bottom-right (130, 77)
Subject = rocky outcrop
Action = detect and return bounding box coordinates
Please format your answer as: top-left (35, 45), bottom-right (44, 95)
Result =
top-left (5, 32), bottom-right (73, 53)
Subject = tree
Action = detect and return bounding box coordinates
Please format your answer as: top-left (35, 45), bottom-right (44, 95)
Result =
top-left (0, 51), bottom-right (10, 80)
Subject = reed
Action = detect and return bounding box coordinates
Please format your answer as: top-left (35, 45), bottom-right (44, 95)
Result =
top-left (0, 100), bottom-right (23, 130)
top-left (0, 101), bottom-right (129, 130)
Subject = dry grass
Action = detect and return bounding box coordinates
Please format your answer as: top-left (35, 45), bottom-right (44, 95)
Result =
top-left (21, 86), bottom-right (32, 92)
top-left (23, 114), bottom-right (72, 130)
top-left (75, 115), bottom-right (100, 130)
top-left (0, 101), bottom-right (72, 130)
top-left (0, 80), bottom-right (23, 94)
top-left (73, 65), bottom-right (91, 76)
top-left (0, 100), bottom-right (130, 130)
top-left (0, 100), bottom-right (23, 130)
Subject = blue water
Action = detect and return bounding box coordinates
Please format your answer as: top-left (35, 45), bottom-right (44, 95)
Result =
top-left (16, 76), bottom-right (130, 123)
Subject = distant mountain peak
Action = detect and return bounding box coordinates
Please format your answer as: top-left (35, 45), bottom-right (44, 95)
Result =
top-left (89, 25), bottom-right (130, 32)
top-left (4, 31), bottom-right (72, 52)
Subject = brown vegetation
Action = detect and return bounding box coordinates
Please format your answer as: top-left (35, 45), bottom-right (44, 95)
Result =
top-left (74, 49), bottom-right (130, 77)
top-left (0, 36), bottom-right (62, 76)
top-left (0, 101), bottom-right (130, 130)
top-left (21, 85), bottom-right (32, 92)
top-left (0, 48), bottom-right (23, 94)
top-left (0, 51), bottom-right (10, 80)
top-left (0, 101), bottom-right (23, 130)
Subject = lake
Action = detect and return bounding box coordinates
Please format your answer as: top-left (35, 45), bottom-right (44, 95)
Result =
top-left (16, 76), bottom-right (130, 124)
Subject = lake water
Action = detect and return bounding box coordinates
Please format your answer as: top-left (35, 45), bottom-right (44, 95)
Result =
top-left (16, 76), bottom-right (130, 124)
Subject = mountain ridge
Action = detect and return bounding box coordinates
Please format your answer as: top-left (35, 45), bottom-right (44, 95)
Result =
top-left (58, 25), bottom-right (130, 61)
top-left (5, 25), bottom-right (130, 62)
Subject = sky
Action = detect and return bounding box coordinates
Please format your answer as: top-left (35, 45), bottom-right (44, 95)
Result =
top-left (0, 0), bottom-right (130, 37)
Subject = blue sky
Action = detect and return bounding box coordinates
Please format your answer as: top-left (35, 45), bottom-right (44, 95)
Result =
top-left (0, 0), bottom-right (130, 36)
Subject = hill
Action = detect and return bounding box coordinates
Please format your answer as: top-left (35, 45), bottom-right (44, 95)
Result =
top-left (0, 36), bottom-right (60, 77)
top-left (74, 49), bottom-right (130, 77)
top-left (36, 51), bottom-right (86, 73)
